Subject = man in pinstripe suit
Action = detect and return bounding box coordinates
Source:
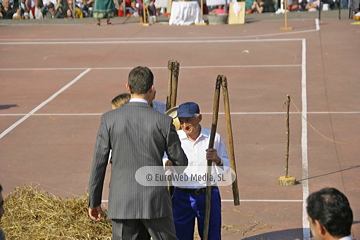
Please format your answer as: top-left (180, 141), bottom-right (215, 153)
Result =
top-left (88, 66), bottom-right (188, 240)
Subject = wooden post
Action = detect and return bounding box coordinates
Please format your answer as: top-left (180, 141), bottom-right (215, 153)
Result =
top-left (171, 61), bottom-right (180, 108)
top-left (280, 0), bottom-right (293, 30)
top-left (140, 4), bottom-right (150, 26)
top-left (278, 95), bottom-right (296, 186)
top-left (195, 0), bottom-right (208, 25)
top-left (221, 77), bottom-right (240, 206)
top-left (166, 60), bottom-right (174, 111)
top-left (285, 95), bottom-right (290, 178)
top-left (203, 76), bottom-right (222, 240)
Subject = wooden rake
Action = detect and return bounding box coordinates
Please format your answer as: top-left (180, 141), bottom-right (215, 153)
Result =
top-left (203, 75), bottom-right (240, 240)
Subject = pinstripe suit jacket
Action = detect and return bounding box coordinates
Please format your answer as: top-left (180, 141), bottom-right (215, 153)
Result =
top-left (89, 102), bottom-right (188, 219)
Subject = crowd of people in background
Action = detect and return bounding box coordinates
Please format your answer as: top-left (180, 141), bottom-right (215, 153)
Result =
top-left (0, 0), bottom-right (358, 21)
top-left (0, 0), bottom-right (96, 19)
top-left (0, 0), bottom-right (151, 19)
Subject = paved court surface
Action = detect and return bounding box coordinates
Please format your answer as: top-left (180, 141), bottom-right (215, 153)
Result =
top-left (0, 12), bottom-right (359, 239)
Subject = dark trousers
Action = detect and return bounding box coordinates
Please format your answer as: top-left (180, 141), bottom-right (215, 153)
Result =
top-left (138, 5), bottom-right (156, 16)
top-left (112, 215), bottom-right (178, 240)
top-left (172, 187), bottom-right (222, 240)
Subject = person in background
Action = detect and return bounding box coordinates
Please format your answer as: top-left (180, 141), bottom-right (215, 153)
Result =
top-left (29, 0), bottom-right (44, 18)
top-left (307, 187), bottom-right (354, 240)
top-left (111, 93), bottom-right (131, 109)
top-left (247, 0), bottom-right (275, 13)
top-left (41, 2), bottom-right (62, 18)
top-left (55, 0), bottom-right (66, 13)
top-left (67, 0), bottom-right (83, 17)
top-left (93, 0), bottom-right (115, 25)
top-left (0, 0), bottom-right (16, 19)
top-left (210, 5), bottom-right (226, 14)
top-left (138, 0), bottom-right (155, 22)
top-left (305, 0), bottom-right (320, 11)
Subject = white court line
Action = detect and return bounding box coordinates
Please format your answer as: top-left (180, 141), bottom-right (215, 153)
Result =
top-left (0, 69), bottom-right (91, 139)
top-left (100, 199), bottom-right (303, 203)
top-left (315, 18), bottom-right (320, 30)
top-left (301, 39), bottom-right (310, 240)
top-left (0, 19), bottom-right (319, 42)
top-left (2, 111), bottom-right (360, 117)
top-left (0, 65), bottom-right (301, 71)
top-left (0, 38), bottom-right (304, 45)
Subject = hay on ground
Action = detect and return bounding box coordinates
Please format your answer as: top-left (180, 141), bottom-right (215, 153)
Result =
top-left (0, 185), bottom-right (112, 240)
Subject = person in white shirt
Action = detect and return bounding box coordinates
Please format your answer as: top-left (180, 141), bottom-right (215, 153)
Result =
top-left (307, 187), bottom-right (354, 240)
top-left (164, 102), bottom-right (230, 240)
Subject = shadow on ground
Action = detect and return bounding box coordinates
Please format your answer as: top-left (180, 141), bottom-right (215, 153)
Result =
top-left (0, 104), bottom-right (18, 110)
top-left (242, 228), bottom-right (306, 240)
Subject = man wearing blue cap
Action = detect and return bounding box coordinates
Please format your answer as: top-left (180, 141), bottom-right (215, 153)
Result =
top-left (164, 102), bottom-right (230, 240)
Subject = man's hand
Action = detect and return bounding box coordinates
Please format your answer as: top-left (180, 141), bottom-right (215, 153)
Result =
top-left (206, 148), bottom-right (221, 165)
top-left (165, 160), bottom-right (173, 167)
top-left (165, 160), bottom-right (175, 174)
top-left (88, 206), bottom-right (101, 222)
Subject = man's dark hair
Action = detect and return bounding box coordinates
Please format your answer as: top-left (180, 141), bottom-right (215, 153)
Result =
top-left (128, 66), bottom-right (154, 94)
top-left (307, 187), bottom-right (353, 238)
top-left (0, 184), bottom-right (2, 192)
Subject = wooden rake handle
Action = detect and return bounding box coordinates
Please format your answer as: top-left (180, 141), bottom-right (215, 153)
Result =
top-left (221, 77), bottom-right (240, 206)
top-left (203, 75), bottom-right (222, 240)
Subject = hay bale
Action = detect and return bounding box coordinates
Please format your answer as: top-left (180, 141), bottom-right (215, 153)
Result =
top-left (0, 186), bottom-right (112, 239)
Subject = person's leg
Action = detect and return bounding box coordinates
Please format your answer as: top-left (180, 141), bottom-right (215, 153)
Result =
top-left (196, 188), bottom-right (222, 240)
top-left (107, 16), bottom-right (112, 24)
top-left (142, 215), bottom-right (178, 240)
top-left (149, 4), bottom-right (156, 15)
top-left (112, 219), bottom-right (151, 240)
top-left (172, 188), bottom-right (197, 240)
top-left (353, 0), bottom-right (360, 12)
top-left (138, 6), bottom-right (144, 21)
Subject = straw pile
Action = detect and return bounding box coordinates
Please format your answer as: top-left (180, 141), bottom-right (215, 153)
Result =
top-left (0, 186), bottom-right (112, 240)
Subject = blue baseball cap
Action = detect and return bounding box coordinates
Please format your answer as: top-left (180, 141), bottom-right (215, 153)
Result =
top-left (176, 102), bottom-right (200, 118)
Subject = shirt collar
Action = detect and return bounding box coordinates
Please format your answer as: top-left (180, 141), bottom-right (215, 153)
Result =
top-left (130, 98), bottom-right (148, 104)
top-left (339, 236), bottom-right (353, 240)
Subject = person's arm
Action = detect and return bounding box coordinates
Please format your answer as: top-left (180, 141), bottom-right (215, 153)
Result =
top-left (54, 8), bottom-right (62, 17)
top-left (88, 115), bottom-right (111, 221)
top-left (165, 123), bottom-right (188, 174)
top-left (209, 134), bottom-right (230, 174)
top-left (256, 2), bottom-right (264, 12)
top-left (41, 3), bottom-right (48, 14)
top-left (76, 7), bottom-right (83, 17)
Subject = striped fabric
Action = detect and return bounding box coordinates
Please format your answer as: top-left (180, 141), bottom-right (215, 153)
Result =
top-left (89, 102), bottom-right (188, 220)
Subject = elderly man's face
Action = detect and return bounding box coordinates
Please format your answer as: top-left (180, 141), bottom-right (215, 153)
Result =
top-left (179, 115), bottom-right (202, 139)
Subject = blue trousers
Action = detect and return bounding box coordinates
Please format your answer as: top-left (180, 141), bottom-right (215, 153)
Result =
top-left (172, 187), bottom-right (222, 240)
